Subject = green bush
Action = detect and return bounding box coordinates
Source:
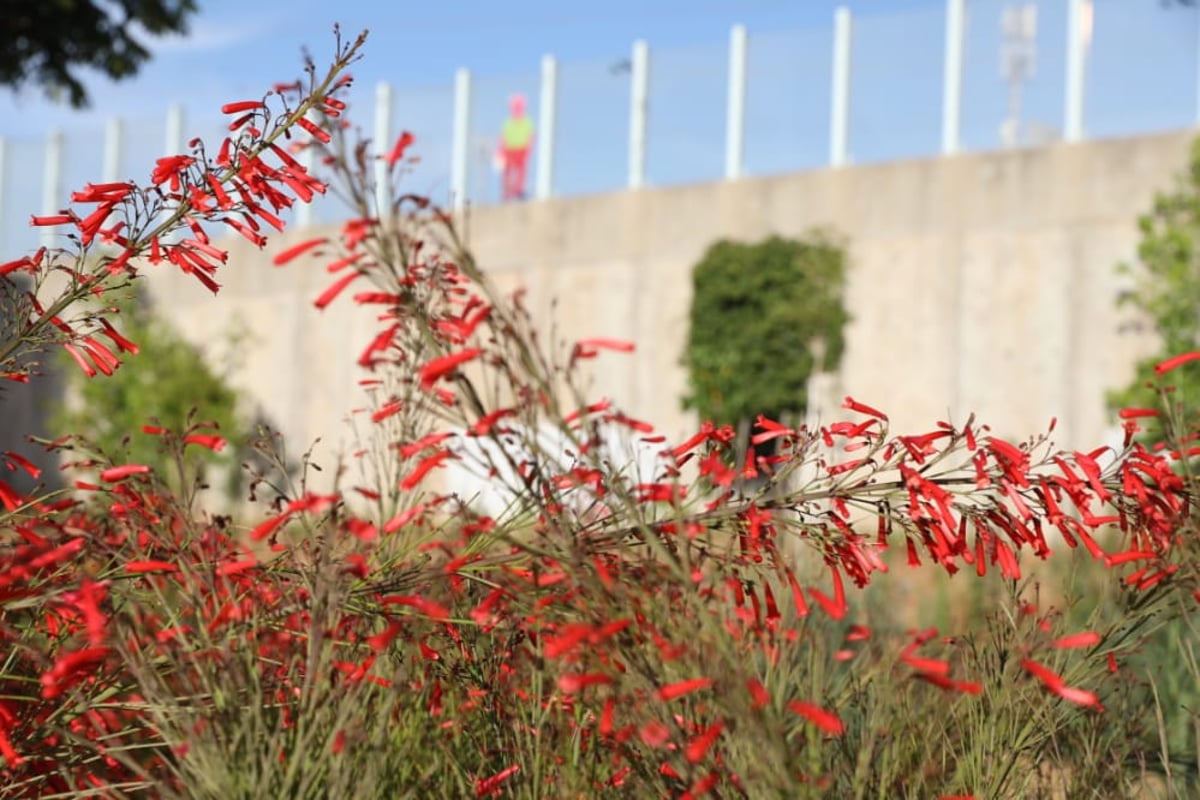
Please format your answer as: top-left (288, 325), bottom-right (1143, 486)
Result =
top-left (1111, 137), bottom-right (1200, 438)
top-left (683, 233), bottom-right (849, 430)
top-left (53, 289), bottom-right (246, 496)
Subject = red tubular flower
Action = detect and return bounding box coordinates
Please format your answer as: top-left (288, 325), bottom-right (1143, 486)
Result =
top-left (843, 396), bottom-right (888, 421)
top-left (100, 464), bottom-right (151, 482)
top-left (75, 579), bottom-right (107, 645)
top-left (273, 237), bottom-right (327, 266)
top-left (418, 348), bottom-right (483, 390)
top-left (558, 673), bottom-right (613, 693)
top-left (216, 558), bottom-right (257, 577)
top-left (383, 503), bottom-right (425, 534)
top-left (151, 155), bottom-right (195, 188)
top-left (297, 115), bottom-right (331, 143)
top-left (1155, 351), bottom-right (1200, 374)
top-left (399, 450), bottom-right (452, 490)
top-left (0, 478), bottom-right (22, 512)
top-left (184, 433), bottom-right (227, 452)
top-left (657, 677), bottom-right (714, 702)
top-left (472, 408), bottom-right (515, 435)
top-left (371, 400), bottom-right (404, 423)
top-left (41, 647), bottom-right (111, 699)
top-left (1052, 631), bottom-right (1101, 649)
top-left (682, 772), bottom-right (720, 799)
top-left (221, 100), bottom-right (266, 114)
top-left (385, 131), bottom-right (415, 167)
top-left (475, 765), bottom-right (519, 798)
top-left (82, 337), bottom-right (120, 373)
top-left (0, 256), bottom-right (34, 276)
top-left (0, 709), bottom-right (22, 767)
top-left (97, 317), bottom-right (139, 354)
top-left (1022, 658), bottom-right (1103, 709)
top-left (1118, 407), bottom-right (1159, 419)
top-left (685, 721), bottom-right (725, 764)
top-left (250, 510), bottom-right (292, 541)
top-left (3, 450), bottom-right (41, 479)
top-left (125, 560), bottom-right (179, 574)
top-left (314, 271), bottom-right (362, 310)
top-left (63, 342), bottom-right (97, 377)
top-left (30, 213), bottom-right (74, 226)
top-left (398, 432), bottom-right (452, 458)
top-left (223, 217), bottom-right (268, 247)
top-left (380, 594), bottom-right (450, 621)
top-left (916, 673), bottom-right (983, 695)
top-left (573, 337), bottom-right (635, 359)
top-left (71, 181), bottom-right (133, 203)
top-left (808, 567), bottom-right (847, 620)
top-left (787, 700), bottom-right (844, 735)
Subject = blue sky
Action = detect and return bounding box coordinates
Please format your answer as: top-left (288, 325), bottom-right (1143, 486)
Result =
top-left (0, 0), bottom-right (1197, 248)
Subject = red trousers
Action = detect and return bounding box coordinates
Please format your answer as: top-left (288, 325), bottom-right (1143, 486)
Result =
top-left (501, 147), bottom-right (530, 200)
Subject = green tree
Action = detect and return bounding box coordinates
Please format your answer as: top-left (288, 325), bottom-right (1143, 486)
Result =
top-left (1110, 137), bottom-right (1200, 439)
top-left (1, 0), bottom-right (197, 108)
top-left (54, 291), bottom-right (246, 495)
top-left (683, 233), bottom-right (849, 433)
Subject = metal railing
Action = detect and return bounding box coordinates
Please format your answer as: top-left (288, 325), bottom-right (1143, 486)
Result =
top-left (1, 0), bottom-right (1198, 255)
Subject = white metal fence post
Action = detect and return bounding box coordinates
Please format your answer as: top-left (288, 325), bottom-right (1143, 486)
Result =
top-left (41, 129), bottom-right (63, 248)
top-left (103, 117), bottom-right (123, 183)
top-left (628, 40), bottom-right (649, 190)
top-left (164, 103), bottom-right (185, 155)
top-left (1064, 0), bottom-right (1089, 142)
top-left (1195, 4), bottom-right (1200, 126)
top-left (161, 104), bottom-right (186, 242)
top-left (535, 54), bottom-right (558, 201)
top-left (374, 81), bottom-right (392, 217)
top-left (451, 68), bottom-right (472, 212)
top-left (295, 108), bottom-right (321, 229)
top-left (725, 24), bottom-right (748, 180)
top-left (830, 7), bottom-right (853, 167)
top-left (941, 0), bottom-right (966, 154)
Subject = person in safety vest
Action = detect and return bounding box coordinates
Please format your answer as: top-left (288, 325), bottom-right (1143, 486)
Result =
top-left (496, 93), bottom-right (534, 201)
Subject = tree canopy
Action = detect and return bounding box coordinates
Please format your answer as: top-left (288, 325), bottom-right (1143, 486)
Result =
top-left (683, 233), bottom-right (849, 432)
top-left (1, 0), bottom-right (197, 108)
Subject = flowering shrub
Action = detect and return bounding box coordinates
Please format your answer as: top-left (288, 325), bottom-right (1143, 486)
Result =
top-left (0, 29), bottom-right (1197, 798)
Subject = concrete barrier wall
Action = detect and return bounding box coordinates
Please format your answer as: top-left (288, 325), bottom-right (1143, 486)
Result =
top-left (138, 130), bottom-right (1191, 469)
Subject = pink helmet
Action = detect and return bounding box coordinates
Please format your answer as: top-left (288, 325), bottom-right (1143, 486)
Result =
top-left (509, 93), bottom-right (526, 116)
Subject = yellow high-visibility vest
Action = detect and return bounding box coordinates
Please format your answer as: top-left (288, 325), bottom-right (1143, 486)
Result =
top-left (502, 116), bottom-right (533, 150)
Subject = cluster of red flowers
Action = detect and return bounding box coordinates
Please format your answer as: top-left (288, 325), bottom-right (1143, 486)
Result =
top-left (0, 31), bottom-right (1195, 797)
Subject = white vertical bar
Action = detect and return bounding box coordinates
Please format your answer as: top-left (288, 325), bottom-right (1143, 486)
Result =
top-left (374, 81), bottom-right (392, 217)
top-left (1195, 5), bottom-right (1200, 127)
top-left (164, 103), bottom-right (185, 154)
top-left (451, 68), bottom-right (472, 212)
top-left (160, 105), bottom-right (186, 241)
top-left (103, 117), bottom-right (122, 182)
top-left (941, 0), bottom-right (965, 155)
top-left (41, 129), bottom-right (63, 248)
top-left (535, 54), bottom-right (558, 201)
top-left (628, 40), bottom-right (649, 190)
top-left (830, 7), bottom-right (853, 167)
top-left (1064, 0), bottom-right (1086, 142)
top-left (295, 108), bottom-right (320, 228)
top-left (725, 24), bottom-right (748, 180)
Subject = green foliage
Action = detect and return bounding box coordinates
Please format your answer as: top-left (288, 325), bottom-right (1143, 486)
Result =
top-left (1111, 138), bottom-right (1200, 437)
top-left (683, 233), bottom-right (849, 428)
top-left (1, 0), bottom-right (196, 108)
top-left (54, 291), bottom-right (245, 494)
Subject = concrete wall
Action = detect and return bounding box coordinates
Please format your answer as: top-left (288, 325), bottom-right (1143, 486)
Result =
top-left (142, 130), bottom-right (1193, 468)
